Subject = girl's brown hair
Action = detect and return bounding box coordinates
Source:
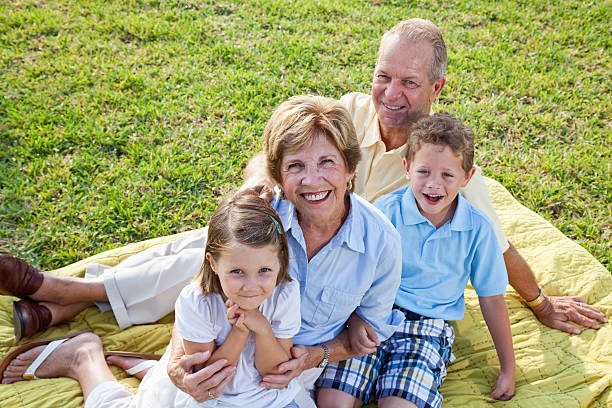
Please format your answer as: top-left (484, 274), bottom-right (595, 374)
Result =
top-left (195, 191), bottom-right (291, 296)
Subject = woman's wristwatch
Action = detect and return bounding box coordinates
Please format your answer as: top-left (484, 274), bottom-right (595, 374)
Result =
top-left (525, 286), bottom-right (547, 309)
top-left (317, 343), bottom-right (329, 368)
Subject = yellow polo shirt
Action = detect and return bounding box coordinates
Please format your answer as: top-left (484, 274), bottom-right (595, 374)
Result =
top-left (340, 92), bottom-right (509, 252)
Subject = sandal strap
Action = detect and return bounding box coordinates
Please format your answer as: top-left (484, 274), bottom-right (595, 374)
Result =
top-left (23, 338), bottom-right (69, 380)
top-left (126, 359), bottom-right (157, 376)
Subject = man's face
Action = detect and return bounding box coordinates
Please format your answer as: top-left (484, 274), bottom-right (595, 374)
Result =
top-left (371, 36), bottom-right (445, 134)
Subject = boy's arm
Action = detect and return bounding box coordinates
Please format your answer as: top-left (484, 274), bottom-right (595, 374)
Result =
top-left (243, 308), bottom-right (292, 375)
top-left (478, 294), bottom-right (515, 401)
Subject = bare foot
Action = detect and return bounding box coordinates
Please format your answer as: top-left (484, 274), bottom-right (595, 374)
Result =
top-left (1, 332), bottom-right (102, 384)
top-left (106, 355), bottom-right (152, 380)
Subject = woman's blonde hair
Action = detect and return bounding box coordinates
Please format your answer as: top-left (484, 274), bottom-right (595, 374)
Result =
top-left (195, 191), bottom-right (291, 296)
top-left (263, 95), bottom-right (361, 187)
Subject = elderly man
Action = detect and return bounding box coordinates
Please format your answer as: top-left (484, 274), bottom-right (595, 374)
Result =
top-left (1, 16), bottom-right (606, 407)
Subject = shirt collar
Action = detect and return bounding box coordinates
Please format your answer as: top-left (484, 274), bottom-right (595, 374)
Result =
top-left (449, 191), bottom-right (473, 231)
top-left (278, 193), bottom-right (365, 254)
top-left (360, 98), bottom-right (382, 148)
top-left (400, 186), bottom-right (473, 231)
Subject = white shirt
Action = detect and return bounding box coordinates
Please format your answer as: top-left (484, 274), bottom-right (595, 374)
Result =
top-left (174, 280), bottom-right (301, 407)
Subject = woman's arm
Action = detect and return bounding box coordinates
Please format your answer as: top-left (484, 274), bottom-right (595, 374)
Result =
top-left (478, 294), bottom-right (515, 401)
top-left (167, 325), bottom-right (237, 403)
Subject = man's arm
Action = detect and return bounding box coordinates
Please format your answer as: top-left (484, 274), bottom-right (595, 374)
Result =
top-left (240, 151), bottom-right (275, 200)
top-left (504, 242), bottom-right (607, 334)
top-left (463, 170), bottom-right (607, 333)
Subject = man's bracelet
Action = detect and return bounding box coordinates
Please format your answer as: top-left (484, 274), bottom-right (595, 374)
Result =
top-left (525, 286), bottom-right (547, 309)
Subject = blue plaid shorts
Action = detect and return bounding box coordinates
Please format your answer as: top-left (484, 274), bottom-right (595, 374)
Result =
top-left (316, 317), bottom-right (455, 408)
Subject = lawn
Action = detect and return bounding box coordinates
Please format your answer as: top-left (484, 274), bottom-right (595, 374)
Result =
top-left (0, 0), bottom-right (610, 272)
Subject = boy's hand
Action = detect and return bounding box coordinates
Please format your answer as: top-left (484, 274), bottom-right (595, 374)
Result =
top-left (490, 369), bottom-right (515, 401)
top-left (346, 312), bottom-right (379, 356)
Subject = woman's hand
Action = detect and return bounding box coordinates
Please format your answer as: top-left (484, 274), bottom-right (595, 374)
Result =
top-left (489, 368), bottom-right (515, 401)
top-left (167, 326), bottom-right (236, 403)
top-left (346, 312), bottom-right (379, 356)
top-left (260, 345), bottom-right (314, 389)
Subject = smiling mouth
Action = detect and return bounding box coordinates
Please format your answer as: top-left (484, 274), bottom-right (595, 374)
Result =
top-left (303, 191), bottom-right (330, 201)
top-left (383, 102), bottom-right (405, 111)
top-left (423, 193), bottom-right (443, 204)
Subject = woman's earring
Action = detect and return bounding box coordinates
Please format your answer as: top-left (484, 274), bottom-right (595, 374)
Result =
top-left (279, 190), bottom-right (286, 200)
top-left (347, 179), bottom-right (353, 191)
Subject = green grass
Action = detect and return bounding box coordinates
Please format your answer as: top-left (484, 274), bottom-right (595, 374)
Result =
top-left (0, 0), bottom-right (610, 272)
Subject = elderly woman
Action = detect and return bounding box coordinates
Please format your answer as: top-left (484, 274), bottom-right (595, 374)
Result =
top-left (0, 95), bottom-right (403, 407)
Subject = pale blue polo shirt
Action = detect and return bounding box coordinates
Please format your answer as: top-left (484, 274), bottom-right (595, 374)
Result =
top-left (374, 186), bottom-right (508, 321)
top-left (270, 192), bottom-right (404, 346)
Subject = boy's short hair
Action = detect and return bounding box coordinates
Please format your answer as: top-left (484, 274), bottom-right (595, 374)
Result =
top-left (404, 113), bottom-right (474, 173)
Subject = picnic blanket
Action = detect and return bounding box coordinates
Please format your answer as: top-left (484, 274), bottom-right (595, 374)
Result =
top-left (0, 177), bottom-right (610, 407)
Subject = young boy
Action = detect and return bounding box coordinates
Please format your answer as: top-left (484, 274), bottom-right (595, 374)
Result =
top-left (315, 113), bottom-right (515, 408)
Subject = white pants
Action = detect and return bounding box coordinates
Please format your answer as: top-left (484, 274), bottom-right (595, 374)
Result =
top-left (85, 228), bottom-right (208, 329)
top-left (85, 347), bottom-right (180, 408)
top-left (85, 347), bottom-right (319, 408)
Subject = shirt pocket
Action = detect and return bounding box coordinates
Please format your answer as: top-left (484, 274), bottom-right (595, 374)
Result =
top-left (312, 287), bottom-right (363, 325)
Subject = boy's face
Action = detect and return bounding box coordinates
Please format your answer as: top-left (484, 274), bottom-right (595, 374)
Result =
top-left (404, 143), bottom-right (475, 228)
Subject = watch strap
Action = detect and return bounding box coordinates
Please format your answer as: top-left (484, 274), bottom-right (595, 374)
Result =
top-left (525, 286), bottom-right (547, 309)
top-left (317, 343), bottom-right (329, 368)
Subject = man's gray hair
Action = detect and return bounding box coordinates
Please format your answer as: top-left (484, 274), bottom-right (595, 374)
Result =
top-left (379, 18), bottom-right (447, 83)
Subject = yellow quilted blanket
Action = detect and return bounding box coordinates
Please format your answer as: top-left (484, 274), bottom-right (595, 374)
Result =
top-left (1, 177), bottom-right (610, 407)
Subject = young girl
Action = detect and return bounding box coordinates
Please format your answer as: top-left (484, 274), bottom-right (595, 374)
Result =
top-left (173, 191), bottom-right (301, 407)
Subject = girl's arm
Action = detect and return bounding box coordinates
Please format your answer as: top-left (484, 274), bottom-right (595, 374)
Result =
top-left (478, 294), bottom-right (516, 401)
top-left (183, 326), bottom-right (249, 371)
top-left (242, 308), bottom-right (292, 375)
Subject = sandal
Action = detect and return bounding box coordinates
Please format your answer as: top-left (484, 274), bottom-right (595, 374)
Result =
top-left (0, 330), bottom-right (90, 382)
top-left (105, 351), bottom-right (162, 376)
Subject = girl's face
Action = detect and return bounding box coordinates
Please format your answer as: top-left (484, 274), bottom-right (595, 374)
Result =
top-left (207, 241), bottom-right (281, 310)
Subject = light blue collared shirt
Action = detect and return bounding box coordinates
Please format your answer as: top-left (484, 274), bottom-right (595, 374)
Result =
top-left (271, 192), bottom-right (404, 346)
top-left (374, 186), bottom-right (508, 321)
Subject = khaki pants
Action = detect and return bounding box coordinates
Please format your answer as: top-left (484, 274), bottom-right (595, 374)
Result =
top-left (85, 228), bottom-right (208, 329)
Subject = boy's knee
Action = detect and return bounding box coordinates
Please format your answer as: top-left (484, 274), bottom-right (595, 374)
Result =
top-left (316, 387), bottom-right (363, 408)
top-left (378, 396), bottom-right (419, 408)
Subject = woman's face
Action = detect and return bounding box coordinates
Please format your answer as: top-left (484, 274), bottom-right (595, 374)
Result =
top-left (279, 134), bottom-right (355, 226)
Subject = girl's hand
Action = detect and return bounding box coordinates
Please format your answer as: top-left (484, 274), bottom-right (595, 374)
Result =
top-left (226, 300), bottom-right (249, 332)
top-left (490, 369), bottom-right (515, 401)
top-left (241, 308), bottom-right (269, 334)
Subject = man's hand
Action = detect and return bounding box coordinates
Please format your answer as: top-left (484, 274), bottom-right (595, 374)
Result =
top-left (260, 345), bottom-right (312, 389)
top-left (531, 295), bottom-right (607, 334)
top-left (239, 176), bottom-right (275, 201)
top-left (240, 151), bottom-right (275, 201)
top-left (346, 312), bottom-right (379, 356)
